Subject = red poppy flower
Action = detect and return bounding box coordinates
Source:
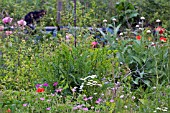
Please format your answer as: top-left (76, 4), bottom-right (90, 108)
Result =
top-left (155, 26), bottom-right (165, 34)
top-left (7, 108), bottom-right (11, 112)
top-left (160, 37), bottom-right (167, 42)
top-left (136, 35), bottom-right (141, 40)
top-left (36, 88), bottom-right (45, 93)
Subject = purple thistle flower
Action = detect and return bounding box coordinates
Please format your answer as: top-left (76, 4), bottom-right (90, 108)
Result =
top-left (53, 82), bottom-right (58, 86)
top-left (46, 107), bottom-right (51, 110)
top-left (82, 107), bottom-right (88, 111)
top-left (43, 83), bottom-right (49, 87)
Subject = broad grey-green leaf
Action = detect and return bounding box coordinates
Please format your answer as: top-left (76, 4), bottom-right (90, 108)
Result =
top-left (133, 77), bottom-right (140, 85)
top-left (143, 80), bottom-right (150, 87)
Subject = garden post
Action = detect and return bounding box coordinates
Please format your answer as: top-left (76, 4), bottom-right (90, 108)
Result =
top-left (57, 0), bottom-right (62, 25)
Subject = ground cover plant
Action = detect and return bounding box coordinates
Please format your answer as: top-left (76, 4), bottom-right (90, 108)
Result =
top-left (0, 0), bottom-right (170, 113)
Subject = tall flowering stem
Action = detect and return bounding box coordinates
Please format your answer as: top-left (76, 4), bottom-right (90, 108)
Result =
top-left (74, 0), bottom-right (77, 47)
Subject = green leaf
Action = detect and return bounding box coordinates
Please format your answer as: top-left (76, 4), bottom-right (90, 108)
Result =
top-left (132, 56), bottom-right (142, 66)
top-left (63, 83), bottom-right (69, 90)
top-left (139, 99), bottom-right (148, 105)
top-left (143, 80), bottom-right (150, 87)
top-left (139, 70), bottom-right (144, 78)
top-left (133, 77), bottom-right (140, 85)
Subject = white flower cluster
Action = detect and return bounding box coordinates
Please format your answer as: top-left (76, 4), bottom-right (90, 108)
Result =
top-left (79, 75), bottom-right (102, 91)
top-left (80, 75), bottom-right (97, 81)
top-left (154, 107), bottom-right (168, 112)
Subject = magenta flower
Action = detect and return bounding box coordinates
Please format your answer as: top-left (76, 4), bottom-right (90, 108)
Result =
top-left (5, 31), bottom-right (12, 36)
top-left (73, 106), bottom-right (78, 110)
top-left (43, 83), bottom-right (49, 87)
top-left (91, 41), bottom-right (98, 48)
top-left (55, 88), bottom-right (62, 93)
top-left (46, 107), bottom-right (51, 110)
top-left (17, 19), bottom-right (26, 26)
top-left (0, 26), bottom-right (4, 31)
top-left (2, 17), bottom-right (13, 24)
top-left (88, 96), bottom-right (93, 100)
top-left (82, 107), bottom-right (88, 111)
top-left (96, 98), bottom-right (102, 104)
top-left (40, 98), bottom-right (45, 101)
top-left (83, 97), bottom-right (88, 101)
top-left (36, 84), bottom-right (42, 88)
top-left (23, 103), bottom-right (27, 107)
top-left (76, 105), bottom-right (82, 109)
top-left (66, 33), bottom-right (72, 40)
top-left (53, 82), bottom-right (58, 86)
top-left (110, 99), bottom-right (114, 103)
top-left (72, 88), bottom-right (76, 92)
top-left (71, 87), bottom-right (77, 92)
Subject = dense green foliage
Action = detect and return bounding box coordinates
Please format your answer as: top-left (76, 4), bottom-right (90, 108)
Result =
top-left (0, 0), bottom-right (170, 112)
top-left (0, 0), bottom-right (170, 29)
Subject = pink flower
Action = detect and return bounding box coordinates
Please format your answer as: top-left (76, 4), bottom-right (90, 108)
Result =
top-left (2, 17), bottom-right (13, 24)
top-left (0, 26), bottom-right (4, 31)
top-left (40, 98), bottom-right (45, 101)
top-left (73, 106), bottom-right (78, 110)
top-left (110, 99), bottom-right (114, 103)
top-left (155, 26), bottom-right (165, 34)
top-left (72, 88), bottom-right (76, 92)
top-left (5, 31), bottom-right (12, 36)
top-left (55, 88), bottom-right (62, 93)
top-left (46, 107), bottom-right (51, 110)
top-left (36, 84), bottom-right (42, 88)
top-left (82, 107), bottom-right (88, 111)
top-left (43, 83), bottom-right (49, 87)
top-left (66, 33), bottom-right (72, 40)
top-left (88, 96), bottom-right (93, 100)
top-left (76, 105), bottom-right (82, 109)
top-left (96, 98), bottom-right (102, 104)
top-left (53, 82), bottom-right (58, 86)
top-left (23, 103), bottom-right (28, 107)
top-left (91, 41), bottom-right (98, 48)
top-left (83, 97), bottom-right (88, 101)
top-left (17, 19), bottom-right (27, 26)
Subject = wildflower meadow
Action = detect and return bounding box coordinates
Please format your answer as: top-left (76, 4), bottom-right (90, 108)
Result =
top-left (0, 0), bottom-right (170, 113)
